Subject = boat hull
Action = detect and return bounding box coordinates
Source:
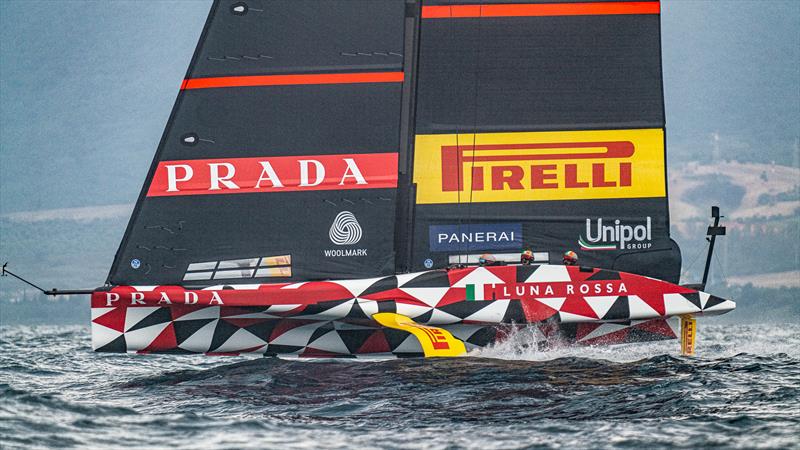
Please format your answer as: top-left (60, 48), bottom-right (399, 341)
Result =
top-left (90, 265), bottom-right (735, 356)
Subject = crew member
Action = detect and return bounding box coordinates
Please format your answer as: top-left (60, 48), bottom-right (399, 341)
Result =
top-left (521, 249), bottom-right (534, 265)
top-left (478, 253), bottom-right (498, 266)
top-left (562, 250), bottom-right (578, 266)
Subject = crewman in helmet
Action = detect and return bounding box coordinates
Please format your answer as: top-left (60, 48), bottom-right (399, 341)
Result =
top-left (562, 250), bottom-right (578, 266)
top-left (478, 253), bottom-right (498, 266)
top-left (520, 249), bottom-right (534, 265)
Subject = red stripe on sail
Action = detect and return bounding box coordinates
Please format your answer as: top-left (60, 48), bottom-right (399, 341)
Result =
top-left (421, 2), bottom-right (660, 18)
top-left (181, 71), bottom-right (405, 90)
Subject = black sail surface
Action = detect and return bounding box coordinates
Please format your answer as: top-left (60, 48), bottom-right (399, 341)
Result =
top-left (408, 0), bottom-right (682, 282)
top-left (108, 0), bottom-right (406, 286)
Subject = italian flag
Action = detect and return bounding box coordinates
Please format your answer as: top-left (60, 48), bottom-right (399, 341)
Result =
top-left (466, 284), bottom-right (486, 301)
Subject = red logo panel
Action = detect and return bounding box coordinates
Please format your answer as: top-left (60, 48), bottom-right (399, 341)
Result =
top-left (146, 153), bottom-right (398, 197)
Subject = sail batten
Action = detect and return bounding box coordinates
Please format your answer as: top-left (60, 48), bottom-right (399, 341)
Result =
top-left (181, 71), bottom-right (405, 90)
top-left (421, 2), bottom-right (661, 19)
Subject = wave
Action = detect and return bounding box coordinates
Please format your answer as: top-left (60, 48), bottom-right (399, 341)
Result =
top-left (1, 324), bottom-right (799, 449)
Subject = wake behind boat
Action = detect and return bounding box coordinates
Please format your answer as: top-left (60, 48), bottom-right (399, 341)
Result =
top-left (5, 0), bottom-right (735, 357)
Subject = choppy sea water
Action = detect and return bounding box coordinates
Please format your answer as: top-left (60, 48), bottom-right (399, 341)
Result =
top-left (1, 324), bottom-right (799, 449)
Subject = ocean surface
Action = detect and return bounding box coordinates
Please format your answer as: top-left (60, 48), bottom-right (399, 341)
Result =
top-left (1, 323), bottom-right (799, 449)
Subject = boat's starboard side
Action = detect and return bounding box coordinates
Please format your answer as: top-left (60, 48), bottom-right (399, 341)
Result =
top-left (91, 264), bottom-right (734, 356)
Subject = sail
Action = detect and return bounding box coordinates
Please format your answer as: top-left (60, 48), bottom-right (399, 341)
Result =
top-left (107, 0), bottom-right (407, 286)
top-left (407, 0), bottom-right (682, 282)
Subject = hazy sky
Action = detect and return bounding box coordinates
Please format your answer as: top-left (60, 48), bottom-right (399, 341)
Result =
top-left (1, 0), bottom-right (798, 216)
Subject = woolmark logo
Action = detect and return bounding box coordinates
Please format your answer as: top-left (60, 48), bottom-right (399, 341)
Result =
top-left (329, 211), bottom-right (362, 246)
top-left (579, 217), bottom-right (652, 251)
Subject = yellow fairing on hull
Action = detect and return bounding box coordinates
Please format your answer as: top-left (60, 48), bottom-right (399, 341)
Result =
top-left (373, 313), bottom-right (466, 357)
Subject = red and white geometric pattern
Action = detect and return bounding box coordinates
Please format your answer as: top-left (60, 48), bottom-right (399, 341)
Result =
top-left (91, 264), bottom-right (735, 357)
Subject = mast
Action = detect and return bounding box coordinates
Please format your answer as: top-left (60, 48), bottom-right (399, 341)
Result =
top-left (395, 0), bottom-right (424, 273)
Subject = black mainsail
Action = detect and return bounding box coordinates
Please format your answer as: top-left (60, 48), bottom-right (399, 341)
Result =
top-left (108, 0), bottom-right (407, 285)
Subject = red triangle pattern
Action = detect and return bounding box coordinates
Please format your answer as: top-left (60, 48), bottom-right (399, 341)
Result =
top-left (446, 267), bottom-right (474, 286)
top-left (634, 318), bottom-right (676, 338)
top-left (635, 293), bottom-right (666, 316)
top-left (169, 304), bottom-right (207, 320)
top-left (574, 323), bottom-right (602, 341)
top-left (581, 327), bottom-right (630, 345)
top-left (361, 288), bottom-right (414, 302)
top-left (92, 307), bottom-right (127, 332)
top-left (521, 300), bottom-right (559, 322)
top-left (436, 288), bottom-right (468, 307)
top-left (358, 331), bottom-right (391, 354)
top-left (269, 319), bottom-right (315, 341)
top-left (559, 296), bottom-right (598, 319)
top-left (486, 266), bottom-right (517, 285)
top-left (301, 348), bottom-right (346, 358)
top-left (144, 323), bottom-right (177, 351)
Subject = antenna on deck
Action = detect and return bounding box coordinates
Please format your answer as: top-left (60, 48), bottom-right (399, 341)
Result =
top-left (1, 263), bottom-right (95, 296)
top-left (700, 206), bottom-right (727, 290)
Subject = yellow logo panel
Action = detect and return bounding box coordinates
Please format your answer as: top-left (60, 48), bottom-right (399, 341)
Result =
top-left (372, 313), bottom-right (466, 357)
top-left (413, 129), bottom-right (666, 204)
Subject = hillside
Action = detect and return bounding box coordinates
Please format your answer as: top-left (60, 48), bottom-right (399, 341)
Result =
top-left (668, 161), bottom-right (799, 287)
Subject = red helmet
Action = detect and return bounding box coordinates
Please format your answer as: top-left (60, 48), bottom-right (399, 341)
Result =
top-left (563, 251), bottom-right (578, 265)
